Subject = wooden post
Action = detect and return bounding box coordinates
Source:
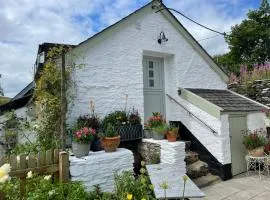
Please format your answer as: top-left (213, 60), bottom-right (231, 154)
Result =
top-left (60, 52), bottom-right (67, 150)
top-left (59, 151), bottom-right (69, 183)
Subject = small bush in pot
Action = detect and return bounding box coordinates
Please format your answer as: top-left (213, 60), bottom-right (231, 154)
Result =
top-left (72, 127), bottom-right (96, 158)
top-left (166, 125), bottom-right (179, 142)
top-left (100, 123), bottom-right (120, 152)
top-left (146, 112), bottom-right (166, 140)
top-left (243, 129), bottom-right (267, 157)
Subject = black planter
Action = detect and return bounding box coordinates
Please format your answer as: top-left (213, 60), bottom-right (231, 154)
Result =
top-left (119, 124), bottom-right (143, 142)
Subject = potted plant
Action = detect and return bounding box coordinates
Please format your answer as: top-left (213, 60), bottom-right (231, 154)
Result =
top-left (72, 127), bottom-right (96, 158)
top-left (100, 123), bottom-right (120, 152)
top-left (166, 125), bottom-right (179, 142)
top-left (102, 109), bottom-right (143, 141)
top-left (243, 129), bottom-right (267, 157)
top-left (146, 112), bottom-right (167, 140)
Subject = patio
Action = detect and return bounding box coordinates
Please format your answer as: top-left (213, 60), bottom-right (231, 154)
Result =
top-left (192, 173), bottom-right (270, 200)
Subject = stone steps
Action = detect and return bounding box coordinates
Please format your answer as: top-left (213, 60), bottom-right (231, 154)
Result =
top-left (186, 160), bottom-right (209, 179)
top-left (193, 173), bottom-right (221, 188)
top-left (185, 151), bottom-right (199, 164)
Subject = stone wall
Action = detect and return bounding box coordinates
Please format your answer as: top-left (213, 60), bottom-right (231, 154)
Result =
top-left (138, 139), bottom-right (186, 170)
top-left (70, 148), bottom-right (134, 192)
top-left (229, 80), bottom-right (270, 106)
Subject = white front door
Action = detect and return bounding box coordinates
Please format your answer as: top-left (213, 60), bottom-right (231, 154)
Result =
top-left (143, 57), bottom-right (165, 122)
top-left (229, 114), bottom-right (247, 176)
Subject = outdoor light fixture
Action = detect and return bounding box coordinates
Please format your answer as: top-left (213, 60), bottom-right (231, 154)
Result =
top-left (158, 31), bottom-right (168, 44)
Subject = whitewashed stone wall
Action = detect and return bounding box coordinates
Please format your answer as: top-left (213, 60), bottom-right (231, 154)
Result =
top-left (247, 112), bottom-right (266, 131)
top-left (66, 5), bottom-right (226, 126)
top-left (0, 106), bottom-right (36, 155)
top-left (70, 148), bottom-right (134, 192)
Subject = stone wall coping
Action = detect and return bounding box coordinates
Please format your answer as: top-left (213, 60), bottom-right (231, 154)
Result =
top-left (142, 138), bottom-right (186, 146)
top-left (70, 148), bottom-right (133, 162)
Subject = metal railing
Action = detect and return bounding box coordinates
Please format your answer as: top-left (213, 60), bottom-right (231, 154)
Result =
top-left (166, 94), bottom-right (218, 135)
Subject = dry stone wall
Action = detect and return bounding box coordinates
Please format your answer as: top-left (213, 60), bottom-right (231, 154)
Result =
top-left (229, 80), bottom-right (270, 106)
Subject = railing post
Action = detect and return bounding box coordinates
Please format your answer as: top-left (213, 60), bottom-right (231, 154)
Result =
top-left (59, 151), bottom-right (69, 183)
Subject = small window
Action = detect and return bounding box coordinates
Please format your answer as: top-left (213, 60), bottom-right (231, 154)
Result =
top-left (149, 61), bottom-right (153, 69)
top-left (149, 79), bottom-right (154, 87)
top-left (149, 70), bottom-right (154, 78)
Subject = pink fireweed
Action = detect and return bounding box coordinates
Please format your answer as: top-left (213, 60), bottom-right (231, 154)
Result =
top-left (73, 127), bottom-right (96, 143)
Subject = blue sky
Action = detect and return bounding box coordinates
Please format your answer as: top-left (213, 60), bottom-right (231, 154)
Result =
top-left (0, 0), bottom-right (265, 97)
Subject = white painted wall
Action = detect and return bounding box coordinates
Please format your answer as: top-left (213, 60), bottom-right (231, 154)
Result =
top-left (67, 6), bottom-right (226, 126)
top-left (0, 106), bottom-right (36, 155)
top-left (247, 112), bottom-right (266, 131)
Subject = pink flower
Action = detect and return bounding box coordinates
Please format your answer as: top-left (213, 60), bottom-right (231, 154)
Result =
top-left (90, 128), bottom-right (96, 135)
top-left (83, 127), bottom-right (89, 134)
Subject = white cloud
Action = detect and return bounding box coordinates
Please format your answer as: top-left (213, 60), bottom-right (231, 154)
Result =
top-left (0, 0), bottom-right (254, 97)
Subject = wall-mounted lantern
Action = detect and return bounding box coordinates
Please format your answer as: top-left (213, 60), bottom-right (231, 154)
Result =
top-left (158, 31), bottom-right (168, 44)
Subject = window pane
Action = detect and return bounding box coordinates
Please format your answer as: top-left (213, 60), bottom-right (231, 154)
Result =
top-left (149, 61), bottom-right (153, 68)
top-left (149, 79), bottom-right (154, 87)
top-left (149, 70), bottom-right (154, 78)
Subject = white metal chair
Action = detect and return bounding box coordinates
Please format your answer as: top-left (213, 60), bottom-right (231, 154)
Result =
top-left (264, 153), bottom-right (270, 176)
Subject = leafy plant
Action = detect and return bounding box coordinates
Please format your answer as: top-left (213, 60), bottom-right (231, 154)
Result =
top-left (73, 127), bottom-right (96, 143)
top-left (102, 111), bottom-right (128, 129)
top-left (145, 112), bottom-right (166, 129)
top-left (99, 123), bottom-right (119, 138)
top-left (75, 115), bottom-right (101, 130)
top-left (128, 110), bottom-right (141, 125)
top-left (243, 129), bottom-right (267, 150)
top-left (114, 162), bottom-right (155, 200)
top-left (153, 124), bottom-right (168, 134)
top-left (167, 125), bottom-right (179, 137)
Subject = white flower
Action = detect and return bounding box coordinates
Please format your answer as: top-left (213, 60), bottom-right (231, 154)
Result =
top-left (44, 175), bottom-right (52, 180)
top-left (48, 190), bottom-right (55, 196)
top-left (0, 163), bottom-right (11, 183)
top-left (27, 171), bottom-right (33, 179)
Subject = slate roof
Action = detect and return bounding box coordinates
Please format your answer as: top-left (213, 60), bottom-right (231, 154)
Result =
top-left (186, 88), bottom-right (265, 112)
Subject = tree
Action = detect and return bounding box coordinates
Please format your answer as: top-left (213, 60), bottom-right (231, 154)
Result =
top-left (216, 0), bottom-right (270, 73)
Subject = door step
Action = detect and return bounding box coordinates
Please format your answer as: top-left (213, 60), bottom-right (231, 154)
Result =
top-left (187, 160), bottom-right (209, 179)
top-left (185, 151), bottom-right (199, 164)
top-left (193, 173), bottom-right (221, 188)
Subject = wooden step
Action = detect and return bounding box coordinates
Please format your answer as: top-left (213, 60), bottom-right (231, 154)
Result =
top-left (187, 160), bottom-right (209, 179)
top-left (192, 173), bottom-right (221, 188)
top-left (185, 151), bottom-right (199, 164)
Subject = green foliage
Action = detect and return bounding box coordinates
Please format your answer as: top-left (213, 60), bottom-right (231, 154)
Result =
top-left (74, 115), bottom-right (101, 130)
top-left (114, 168), bottom-right (155, 200)
top-left (153, 124), bottom-right (168, 134)
top-left (100, 123), bottom-right (119, 138)
top-left (88, 185), bottom-right (116, 200)
top-left (243, 129), bottom-right (267, 150)
top-left (0, 174), bottom-right (89, 200)
top-left (102, 111), bottom-right (128, 129)
top-left (216, 0), bottom-right (270, 73)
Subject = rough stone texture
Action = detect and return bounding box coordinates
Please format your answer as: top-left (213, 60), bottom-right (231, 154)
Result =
top-left (193, 173), bottom-right (221, 188)
top-left (229, 80), bottom-right (270, 106)
top-left (187, 160), bottom-right (209, 179)
top-left (70, 148), bottom-right (134, 192)
top-left (138, 139), bottom-right (186, 166)
top-left (137, 141), bottom-right (161, 165)
top-left (185, 151), bottom-right (199, 164)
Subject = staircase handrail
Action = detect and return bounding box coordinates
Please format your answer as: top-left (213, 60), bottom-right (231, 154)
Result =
top-left (166, 94), bottom-right (219, 136)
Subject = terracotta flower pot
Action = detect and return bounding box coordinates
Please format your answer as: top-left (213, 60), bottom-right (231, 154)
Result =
top-left (72, 141), bottom-right (91, 158)
top-left (248, 146), bottom-right (264, 157)
top-left (166, 131), bottom-right (177, 142)
top-left (101, 136), bottom-right (120, 152)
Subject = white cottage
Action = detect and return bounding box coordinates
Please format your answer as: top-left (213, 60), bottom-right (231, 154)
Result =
top-left (62, 0), bottom-right (267, 180)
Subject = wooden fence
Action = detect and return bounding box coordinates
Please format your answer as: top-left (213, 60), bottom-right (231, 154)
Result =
top-left (0, 149), bottom-right (69, 199)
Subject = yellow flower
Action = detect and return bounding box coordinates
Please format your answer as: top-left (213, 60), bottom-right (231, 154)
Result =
top-left (0, 163), bottom-right (11, 183)
top-left (141, 161), bottom-right (146, 167)
top-left (159, 181), bottom-right (169, 190)
top-left (149, 184), bottom-right (154, 191)
top-left (141, 198), bottom-right (146, 200)
top-left (127, 193), bottom-right (133, 200)
top-left (182, 175), bottom-right (188, 182)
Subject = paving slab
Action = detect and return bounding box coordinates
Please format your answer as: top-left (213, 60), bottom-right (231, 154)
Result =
top-left (147, 164), bottom-right (204, 199)
top-left (190, 173), bottom-right (270, 200)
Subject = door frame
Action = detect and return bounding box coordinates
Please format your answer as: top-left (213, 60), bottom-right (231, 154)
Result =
top-left (229, 113), bottom-right (247, 176)
top-left (143, 55), bottom-right (166, 121)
